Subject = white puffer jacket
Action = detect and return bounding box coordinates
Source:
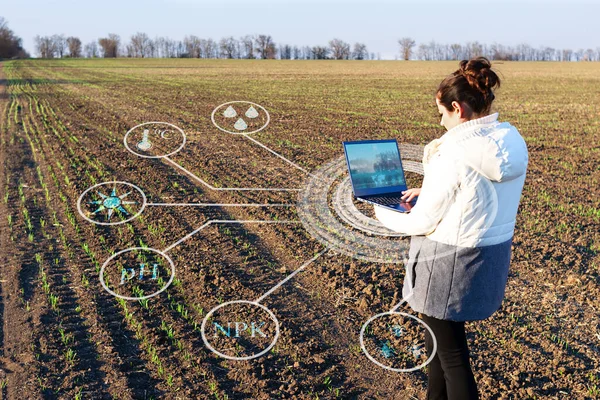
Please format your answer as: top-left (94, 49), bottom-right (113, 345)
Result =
top-left (375, 112), bottom-right (528, 248)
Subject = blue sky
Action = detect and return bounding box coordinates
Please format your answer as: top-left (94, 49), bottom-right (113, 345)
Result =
top-left (3, 0), bottom-right (599, 59)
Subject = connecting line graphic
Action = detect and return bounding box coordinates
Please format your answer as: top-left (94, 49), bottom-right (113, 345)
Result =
top-left (242, 134), bottom-right (321, 180)
top-left (390, 292), bottom-right (414, 312)
top-left (254, 247), bottom-right (330, 304)
top-left (147, 203), bottom-right (293, 207)
top-left (390, 254), bottom-right (414, 312)
top-left (162, 219), bottom-right (301, 253)
top-left (163, 156), bottom-right (302, 192)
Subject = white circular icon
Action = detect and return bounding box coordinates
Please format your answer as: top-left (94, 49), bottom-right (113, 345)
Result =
top-left (211, 101), bottom-right (270, 135)
top-left (100, 247), bottom-right (175, 301)
top-left (360, 311), bottom-right (437, 373)
top-left (77, 181), bottom-right (146, 226)
top-left (124, 122), bottom-right (186, 158)
top-left (201, 300), bottom-right (280, 361)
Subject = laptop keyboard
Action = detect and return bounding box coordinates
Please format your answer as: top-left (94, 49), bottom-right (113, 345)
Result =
top-left (367, 195), bottom-right (407, 205)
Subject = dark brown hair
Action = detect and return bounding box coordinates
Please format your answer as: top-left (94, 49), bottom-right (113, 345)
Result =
top-left (437, 56), bottom-right (501, 116)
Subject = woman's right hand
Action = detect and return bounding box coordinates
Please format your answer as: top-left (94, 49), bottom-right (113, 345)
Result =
top-left (401, 188), bottom-right (421, 202)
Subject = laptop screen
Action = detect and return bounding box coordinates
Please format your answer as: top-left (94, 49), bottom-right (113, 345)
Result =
top-left (343, 139), bottom-right (407, 197)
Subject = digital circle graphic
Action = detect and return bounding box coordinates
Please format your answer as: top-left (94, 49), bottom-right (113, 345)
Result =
top-left (211, 101), bottom-right (270, 135)
top-left (333, 176), bottom-right (404, 237)
top-left (201, 300), bottom-right (280, 361)
top-left (360, 311), bottom-right (437, 373)
top-left (77, 181), bottom-right (147, 226)
top-left (297, 144), bottom-right (425, 263)
top-left (298, 142), bottom-right (499, 264)
top-left (100, 247), bottom-right (175, 301)
top-left (124, 122), bottom-right (186, 158)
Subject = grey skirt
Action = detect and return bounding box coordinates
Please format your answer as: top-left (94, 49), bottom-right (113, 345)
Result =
top-left (402, 235), bottom-right (513, 321)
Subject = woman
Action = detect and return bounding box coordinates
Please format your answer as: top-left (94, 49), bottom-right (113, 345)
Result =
top-left (374, 57), bottom-right (528, 399)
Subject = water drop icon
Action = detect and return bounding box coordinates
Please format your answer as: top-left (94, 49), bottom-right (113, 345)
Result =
top-left (245, 106), bottom-right (259, 119)
top-left (391, 325), bottom-right (404, 337)
top-left (223, 105), bottom-right (237, 118)
top-left (234, 118), bottom-right (248, 131)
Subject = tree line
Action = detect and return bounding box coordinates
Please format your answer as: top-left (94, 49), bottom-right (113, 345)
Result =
top-left (34, 33), bottom-right (373, 60)
top-left (34, 33), bottom-right (600, 62)
top-left (1, 15), bottom-right (599, 62)
top-left (398, 38), bottom-right (600, 62)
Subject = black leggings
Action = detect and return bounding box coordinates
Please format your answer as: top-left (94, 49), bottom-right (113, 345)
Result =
top-left (420, 313), bottom-right (479, 400)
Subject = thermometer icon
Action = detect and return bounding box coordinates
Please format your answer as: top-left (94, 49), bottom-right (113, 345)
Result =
top-left (137, 129), bottom-right (153, 151)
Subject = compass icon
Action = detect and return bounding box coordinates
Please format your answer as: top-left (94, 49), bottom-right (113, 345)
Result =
top-left (78, 181), bottom-right (146, 226)
top-left (89, 185), bottom-right (137, 221)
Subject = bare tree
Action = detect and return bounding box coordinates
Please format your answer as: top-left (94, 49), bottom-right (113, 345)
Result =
top-left (470, 41), bottom-right (484, 58)
top-left (450, 43), bottom-right (462, 60)
top-left (66, 36), bottom-right (82, 57)
top-left (166, 38), bottom-right (177, 57)
top-left (130, 32), bottom-right (152, 58)
top-left (328, 38), bottom-right (350, 59)
top-left (98, 34), bottom-right (120, 58)
top-left (352, 43), bottom-right (368, 60)
top-left (52, 34), bottom-right (67, 58)
top-left (432, 41), bottom-right (446, 60)
top-left (148, 39), bottom-right (157, 58)
top-left (515, 43), bottom-right (531, 61)
top-left (279, 44), bottom-right (292, 59)
top-left (84, 41), bottom-right (98, 58)
top-left (254, 35), bottom-right (276, 59)
top-left (417, 43), bottom-right (431, 60)
top-left (175, 40), bottom-right (186, 58)
top-left (305, 46), bottom-right (313, 59)
top-left (239, 35), bottom-right (254, 59)
top-left (124, 43), bottom-right (133, 58)
top-left (35, 35), bottom-right (56, 58)
top-left (219, 36), bottom-right (238, 58)
top-left (292, 46), bottom-right (300, 60)
top-left (200, 38), bottom-right (218, 58)
top-left (154, 37), bottom-right (169, 58)
top-left (183, 35), bottom-right (201, 58)
top-left (398, 37), bottom-right (415, 60)
top-left (154, 37), bottom-right (164, 57)
top-left (311, 46), bottom-right (329, 59)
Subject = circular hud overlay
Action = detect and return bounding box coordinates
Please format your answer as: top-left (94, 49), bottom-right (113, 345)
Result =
top-left (100, 247), bottom-right (175, 301)
top-left (297, 146), bottom-right (425, 264)
top-left (77, 181), bottom-right (146, 226)
top-left (360, 311), bottom-right (437, 373)
top-left (298, 143), bottom-right (499, 264)
top-left (211, 101), bottom-right (270, 135)
top-left (124, 122), bottom-right (186, 158)
top-left (201, 300), bottom-right (280, 361)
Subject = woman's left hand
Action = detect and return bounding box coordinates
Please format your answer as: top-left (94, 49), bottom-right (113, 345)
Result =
top-left (401, 188), bottom-right (421, 202)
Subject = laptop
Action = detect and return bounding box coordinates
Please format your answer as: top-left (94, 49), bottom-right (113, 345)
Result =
top-left (342, 139), bottom-right (417, 213)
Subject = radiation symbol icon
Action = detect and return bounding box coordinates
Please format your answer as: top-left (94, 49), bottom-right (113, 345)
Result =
top-left (211, 101), bottom-right (270, 135)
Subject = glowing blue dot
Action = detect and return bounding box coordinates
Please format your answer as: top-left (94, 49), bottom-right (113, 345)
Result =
top-left (103, 196), bottom-right (121, 209)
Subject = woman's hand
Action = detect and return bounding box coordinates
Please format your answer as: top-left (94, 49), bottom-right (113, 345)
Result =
top-left (401, 188), bottom-right (421, 202)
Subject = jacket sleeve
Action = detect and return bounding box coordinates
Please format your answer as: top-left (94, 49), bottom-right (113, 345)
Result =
top-left (374, 153), bottom-right (460, 236)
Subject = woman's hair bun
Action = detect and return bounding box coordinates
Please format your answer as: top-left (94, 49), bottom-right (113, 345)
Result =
top-left (437, 56), bottom-right (501, 115)
top-left (457, 56), bottom-right (500, 98)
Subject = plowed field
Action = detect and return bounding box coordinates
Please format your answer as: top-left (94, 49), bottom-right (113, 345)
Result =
top-left (0, 59), bottom-right (598, 399)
